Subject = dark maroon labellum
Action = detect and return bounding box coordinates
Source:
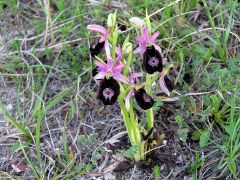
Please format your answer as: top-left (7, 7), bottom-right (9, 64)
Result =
top-left (97, 77), bottom-right (120, 105)
top-left (118, 23), bottom-right (127, 31)
top-left (91, 42), bottom-right (105, 77)
top-left (164, 76), bottom-right (174, 92)
top-left (90, 41), bottom-right (105, 57)
top-left (135, 88), bottom-right (154, 110)
top-left (142, 46), bottom-right (163, 74)
top-left (92, 67), bottom-right (98, 77)
top-left (92, 59), bottom-right (107, 78)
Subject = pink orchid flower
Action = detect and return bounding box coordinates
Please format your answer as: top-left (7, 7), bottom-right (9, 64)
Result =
top-left (94, 59), bottom-right (128, 84)
top-left (87, 24), bottom-right (111, 59)
top-left (125, 72), bottom-right (143, 111)
top-left (135, 27), bottom-right (161, 54)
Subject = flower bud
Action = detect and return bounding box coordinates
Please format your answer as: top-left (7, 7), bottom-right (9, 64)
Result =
top-left (122, 42), bottom-right (132, 54)
top-left (129, 17), bottom-right (144, 28)
top-left (107, 12), bottom-right (117, 28)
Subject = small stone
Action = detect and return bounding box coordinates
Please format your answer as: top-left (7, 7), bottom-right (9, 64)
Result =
top-left (104, 172), bottom-right (116, 180)
top-left (162, 140), bottom-right (167, 145)
top-left (6, 104), bottom-right (13, 111)
top-left (177, 155), bottom-right (183, 163)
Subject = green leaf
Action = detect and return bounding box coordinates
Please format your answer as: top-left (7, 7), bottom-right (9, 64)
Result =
top-left (179, 50), bottom-right (184, 62)
top-left (210, 95), bottom-right (220, 112)
top-left (226, 58), bottom-right (240, 63)
top-left (76, 162), bottom-right (86, 172)
top-left (177, 128), bottom-right (189, 141)
top-left (191, 129), bottom-right (202, 141)
top-left (0, 100), bottom-right (32, 140)
top-left (228, 160), bottom-right (237, 178)
top-left (152, 165), bottom-right (161, 179)
top-left (122, 145), bottom-right (139, 159)
top-left (85, 163), bottom-right (93, 172)
top-left (11, 142), bottom-right (30, 152)
top-left (199, 128), bottom-right (211, 148)
top-left (175, 115), bottom-right (184, 128)
top-left (45, 87), bottom-right (73, 111)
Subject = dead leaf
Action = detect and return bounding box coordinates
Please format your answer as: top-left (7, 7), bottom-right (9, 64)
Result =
top-left (113, 161), bottom-right (132, 172)
top-left (12, 162), bottom-right (28, 173)
top-left (70, 147), bottom-right (75, 161)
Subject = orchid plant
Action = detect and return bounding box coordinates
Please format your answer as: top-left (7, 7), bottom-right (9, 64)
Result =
top-left (88, 12), bottom-right (173, 161)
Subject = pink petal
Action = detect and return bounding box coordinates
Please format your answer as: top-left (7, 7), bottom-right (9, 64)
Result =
top-left (94, 72), bottom-right (105, 80)
top-left (142, 27), bottom-right (149, 41)
top-left (114, 73), bottom-right (128, 84)
top-left (150, 32), bottom-right (159, 42)
top-left (105, 40), bottom-right (111, 59)
top-left (131, 72), bottom-right (143, 79)
top-left (135, 36), bottom-right (145, 45)
top-left (134, 46), bottom-right (146, 54)
top-left (130, 72), bottom-right (142, 85)
top-left (159, 75), bottom-right (170, 96)
top-left (94, 60), bottom-right (107, 72)
top-left (116, 46), bottom-right (122, 55)
top-left (112, 63), bottom-right (125, 72)
top-left (107, 59), bottom-right (114, 70)
top-left (125, 89), bottom-right (134, 111)
top-left (99, 36), bottom-right (106, 43)
top-left (116, 46), bottom-right (122, 64)
top-left (153, 43), bottom-right (162, 53)
top-left (161, 97), bottom-right (180, 102)
top-left (87, 24), bottom-right (107, 35)
top-left (106, 29), bottom-right (110, 35)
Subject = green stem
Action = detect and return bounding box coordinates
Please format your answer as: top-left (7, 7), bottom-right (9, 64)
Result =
top-left (129, 100), bottom-right (142, 144)
top-left (118, 96), bottom-right (135, 145)
top-left (123, 50), bottom-right (132, 76)
top-left (111, 31), bottom-right (118, 62)
top-left (146, 108), bottom-right (154, 130)
top-left (129, 100), bottom-right (144, 161)
top-left (118, 93), bottom-right (143, 161)
top-left (145, 74), bottom-right (154, 130)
